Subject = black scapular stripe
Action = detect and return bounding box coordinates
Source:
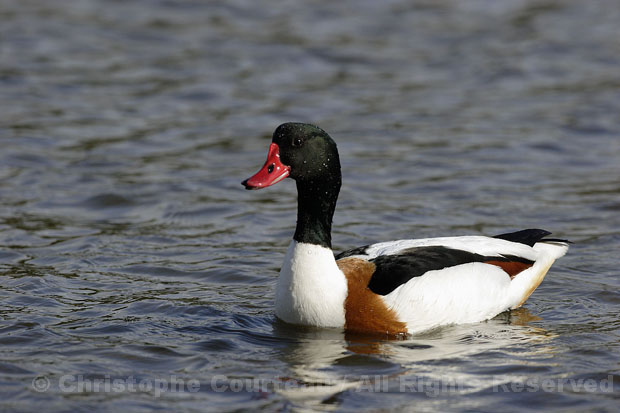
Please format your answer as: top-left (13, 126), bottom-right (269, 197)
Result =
top-left (366, 246), bottom-right (534, 296)
top-left (367, 246), bottom-right (486, 295)
top-left (335, 245), bottom-right (370, 260)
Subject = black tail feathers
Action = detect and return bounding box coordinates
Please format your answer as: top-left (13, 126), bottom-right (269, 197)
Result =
top-left (494, 228), bottom-right (570, 247)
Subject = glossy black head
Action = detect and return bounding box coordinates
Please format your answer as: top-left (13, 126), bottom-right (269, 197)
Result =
top-left (271, 122), bottom-right (341, 185)
top-left (242, 122), bottom-right (342, 248)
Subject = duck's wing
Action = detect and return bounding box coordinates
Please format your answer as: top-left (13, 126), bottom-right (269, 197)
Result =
top-left (336, 229), bottom-right (569, 296)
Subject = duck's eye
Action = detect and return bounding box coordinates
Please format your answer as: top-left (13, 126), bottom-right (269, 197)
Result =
top-left (292, 137), bottom-right (303, 147)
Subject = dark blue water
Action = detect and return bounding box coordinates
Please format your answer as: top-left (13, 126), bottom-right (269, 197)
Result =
top-left (1, 0), bottom-right (619, 411)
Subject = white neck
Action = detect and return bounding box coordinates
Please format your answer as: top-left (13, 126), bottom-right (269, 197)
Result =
top-left (275, 241), bottom-right (348, 328)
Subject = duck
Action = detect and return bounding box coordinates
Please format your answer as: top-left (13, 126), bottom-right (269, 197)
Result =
top-left (242, 122), bottom-right (569, 335)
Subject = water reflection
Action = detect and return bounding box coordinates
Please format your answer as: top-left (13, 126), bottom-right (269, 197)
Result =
top-left (272, 308), bottom-right (557, 408)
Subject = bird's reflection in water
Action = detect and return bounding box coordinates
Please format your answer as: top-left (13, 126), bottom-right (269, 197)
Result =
top-left (271, 307), bottom-right (556, 409)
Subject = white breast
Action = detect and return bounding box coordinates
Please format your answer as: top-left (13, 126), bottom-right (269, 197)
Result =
top-left (275, 241), bottom-right (348, 328)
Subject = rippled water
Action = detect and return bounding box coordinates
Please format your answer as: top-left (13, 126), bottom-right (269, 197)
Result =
top-left (1, 0), bottom-right (619, 411)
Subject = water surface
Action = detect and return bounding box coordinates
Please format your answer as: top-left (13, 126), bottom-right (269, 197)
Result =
top-left (1, 0), bottom-right (619, 411)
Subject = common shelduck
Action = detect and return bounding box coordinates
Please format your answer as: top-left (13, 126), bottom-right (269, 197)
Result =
top-left (242, 122), bottom-right (569, 335)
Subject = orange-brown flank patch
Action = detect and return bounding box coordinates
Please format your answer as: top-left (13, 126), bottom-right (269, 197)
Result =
top-left (337, 257), bottom-right (407, 335)
top-left (484, 260), bottom-right (533, 279)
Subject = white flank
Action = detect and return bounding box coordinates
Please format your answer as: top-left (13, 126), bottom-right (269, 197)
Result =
top-left (382, 262), bottom-right (513, 334)
top-left (380, 239), bottom-right (569, 333)
top-left (275, 241), bottom-right (348, 328)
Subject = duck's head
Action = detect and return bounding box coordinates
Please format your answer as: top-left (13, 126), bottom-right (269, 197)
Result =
top-left (242, 122), bottom-right (341, 190)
